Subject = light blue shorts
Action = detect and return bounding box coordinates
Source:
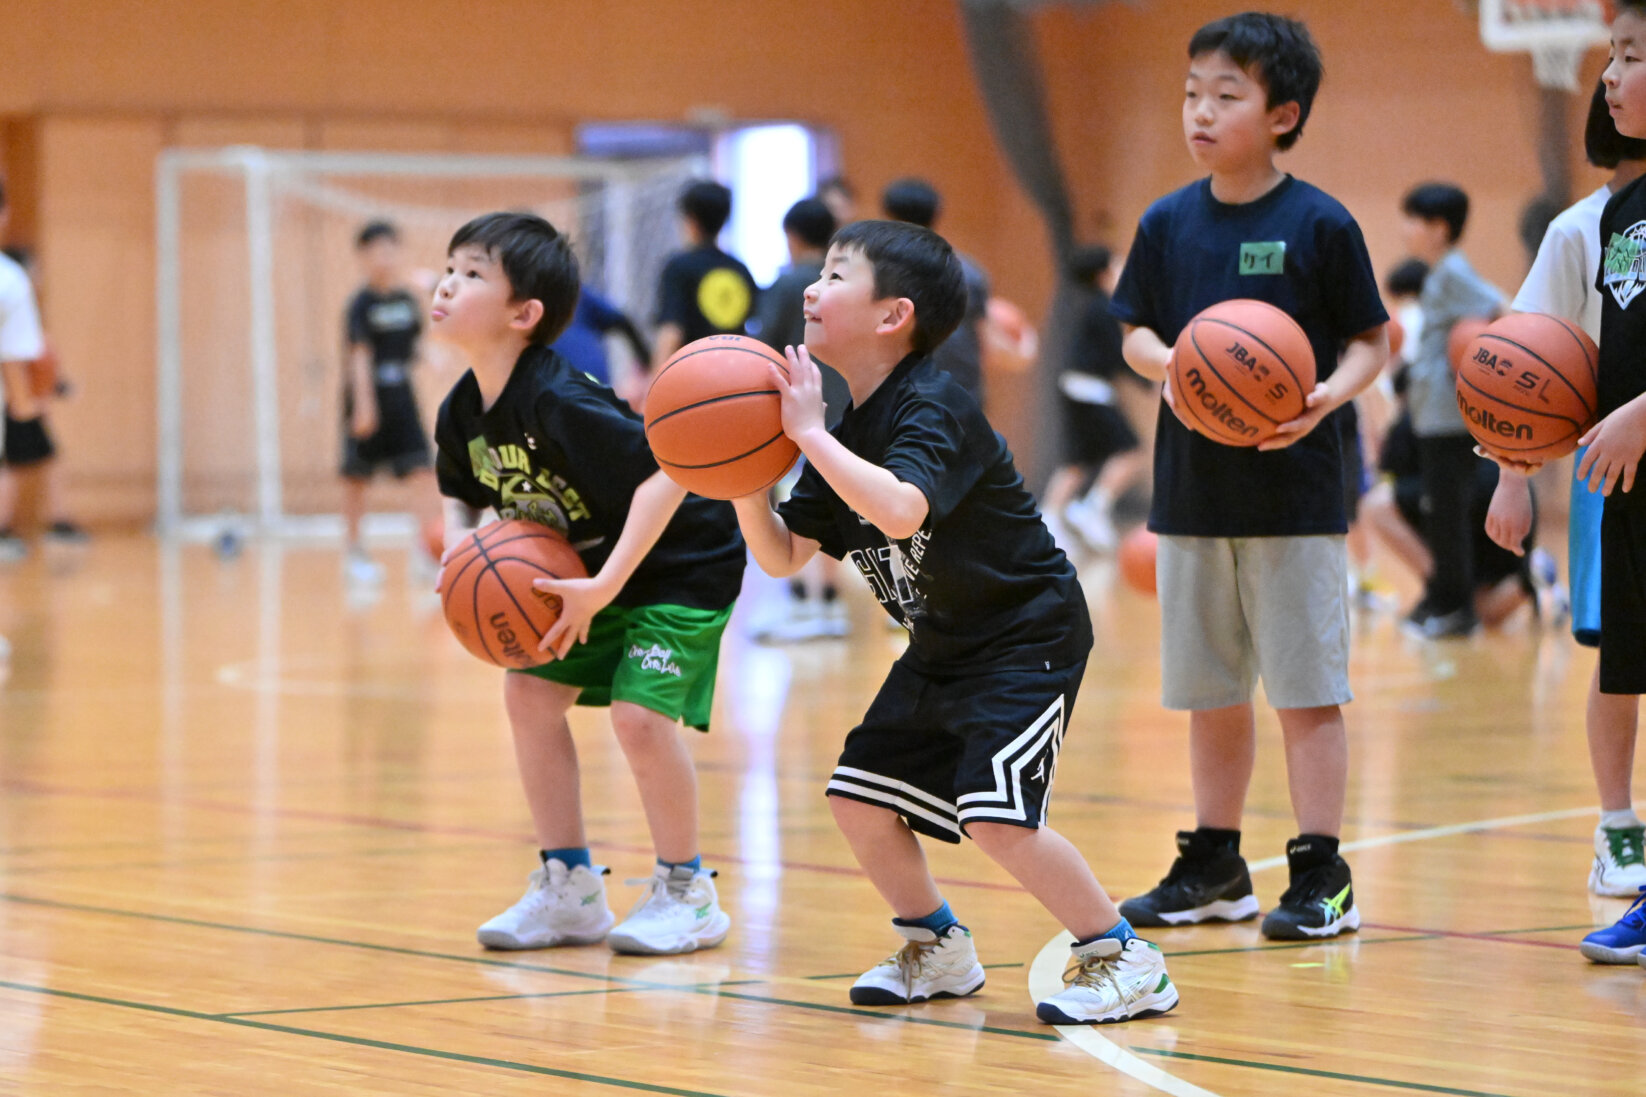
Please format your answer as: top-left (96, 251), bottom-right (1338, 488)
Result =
top-left (1570, 444), bottom-right (1602, 647)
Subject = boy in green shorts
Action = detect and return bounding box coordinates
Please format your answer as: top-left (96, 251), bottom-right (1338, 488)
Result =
top-left (430, 212), bottom-right (746, 955)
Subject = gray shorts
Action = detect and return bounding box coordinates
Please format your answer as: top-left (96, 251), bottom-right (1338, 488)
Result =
top-left (1157, 534), bottom-right (1352, 711)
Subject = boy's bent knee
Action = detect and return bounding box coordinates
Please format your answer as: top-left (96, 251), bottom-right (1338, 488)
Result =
top-left (609, 701), bottom-right (681, 744)
top-left (965, 821), bottom-right (1035, 855)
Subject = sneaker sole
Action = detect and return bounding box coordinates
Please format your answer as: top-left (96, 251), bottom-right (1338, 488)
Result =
top-left (606, 911), bottom-right (731, 956)
top-left (849, 970), bottom-right (986, 1006)
top-left (1579, 939), bottom-right (1646, 964)
top-left (1036, 985), bottom-right (1180, 1025)
top-left (1260, 904), bottom-right (1361, 941)
top-left (477, 916), bottom-right (616, 951)
top-left (1119, 894), bottom-right (1260, 927)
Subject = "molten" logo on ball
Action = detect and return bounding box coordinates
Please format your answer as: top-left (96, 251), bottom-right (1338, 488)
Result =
top-left (1456, 390), bottom-right (1533, 441)
top-left (1183, 367), bottom-right (1259, 438)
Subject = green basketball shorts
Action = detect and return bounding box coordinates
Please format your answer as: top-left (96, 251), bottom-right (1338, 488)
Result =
top-left (515, 602), bottom-right (733, 731)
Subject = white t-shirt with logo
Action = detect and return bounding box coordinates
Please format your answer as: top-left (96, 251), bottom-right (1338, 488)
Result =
top-left (1513, 183), bottom-right (1609, 341)
top-left (0, 251), bottom-right (43, 363)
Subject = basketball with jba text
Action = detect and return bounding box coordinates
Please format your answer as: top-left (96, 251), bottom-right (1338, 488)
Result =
top-left (1168, 299), bottom-right (1316, 446)
top-left (644, 334), bottom-right (801, 499)
top-left (441, 520), bottom-right (587, 669)
top-left (1454, 312), bottom-right (1597, 464)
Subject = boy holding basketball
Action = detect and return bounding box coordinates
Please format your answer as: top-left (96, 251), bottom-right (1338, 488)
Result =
top-left (429, 212), bottom-right (746, 956)
top-left (733, 218), bottom-right (1178, 1025)
top-left (1111, 13), bottom-right (1388, 940)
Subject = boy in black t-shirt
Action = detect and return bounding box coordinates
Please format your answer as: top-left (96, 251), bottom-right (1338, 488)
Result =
top-left (430, 212), bottom-right (746, 958)
top-left (341, 221), bottom-right (439, 583)
top-left (1109, 13), bottom-right (1389, 942)
top-left (733, 219), bottom-right (1178, 1026)
top-left (649, 180), bottom-right (758, 373)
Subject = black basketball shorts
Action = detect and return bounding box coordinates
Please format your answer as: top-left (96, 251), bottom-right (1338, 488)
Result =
top-left (1060, 396), bottom-right (1139, 468)
top-left (2, 412), bottom-right (54, 467)
top-left (826, 658), bottom-right (1086, 844)
top-left (1600, 504), bottom-right (1646, 695)
top-left (341, 383), bottom-right (431, 479)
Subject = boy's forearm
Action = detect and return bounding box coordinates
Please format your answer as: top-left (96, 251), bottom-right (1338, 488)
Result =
top-left (1121, 325), bottom-right (1172, 382)
top-left (794, 428), bottom-right (929, 541)
top-left (441, 496), bottom-right (484, 555)
top-left (0, 360), bottom-right (37, 419)
top-left (650, 323), bottom-right (684, 374)
top-left (591, 469), bottom-right (688, 596)
top-left (348, 346), bottom-right (374, 402)
top-left (1318, 327), bottom-right (1389, 414)
top-left (731, 494), bottom-right (816, 577)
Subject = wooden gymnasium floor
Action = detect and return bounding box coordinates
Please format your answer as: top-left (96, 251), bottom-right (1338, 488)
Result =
top-left (1, 530), bottom-right (1644, 1097)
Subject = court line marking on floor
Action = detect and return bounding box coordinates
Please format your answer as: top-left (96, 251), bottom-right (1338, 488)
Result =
top-left (1031, 804), bottom-right (1596, 1097)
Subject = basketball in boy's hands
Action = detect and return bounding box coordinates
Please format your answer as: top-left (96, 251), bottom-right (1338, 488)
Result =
top-left (1447, 316), bottom-right (1492, 374)
top-left (644, 335), bottom-right (801, 499)
top-left (1454, 312), bottom-right (1598, 464)
top-left (1168, 299), bottom-right (1316, 446)
top-left (441, 520), bottom-right (587, 669)
top-left (1117, 527), bottom-right (1158, 597)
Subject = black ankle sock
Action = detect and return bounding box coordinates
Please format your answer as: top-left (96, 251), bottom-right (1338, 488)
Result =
top-left (1286, 834), bottom-right (1340, 872)
top-left (1195, 827), bottom-right (1242, 854)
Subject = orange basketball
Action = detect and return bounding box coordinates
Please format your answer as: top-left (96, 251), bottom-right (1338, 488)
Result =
top-left (1447, 316), bottom-right (1492, 374)
top-left (644, 335), bottom-right (801, 499)
top-left (1454, 312), bottom-right (1599, 464)
top-left (1169, 299), bottom-right (1316, 446)
top-left (440, 520), bottom-right (588, 669)
top-left (1117, 526), bottom-right (1157, 597)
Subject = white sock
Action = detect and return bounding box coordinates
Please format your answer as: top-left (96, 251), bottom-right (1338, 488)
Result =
top-left (1600, 808), bottom-right (1642, 830)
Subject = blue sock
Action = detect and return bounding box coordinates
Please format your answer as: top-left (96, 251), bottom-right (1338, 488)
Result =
top-left (658, 855), bottom-right (702, 874)
top-left (893, 901), bottom-right (958, 936)
top-left (540, 846), bottom-right (591, 871)
top-left (1074, 918), bottom-right (1136, 948)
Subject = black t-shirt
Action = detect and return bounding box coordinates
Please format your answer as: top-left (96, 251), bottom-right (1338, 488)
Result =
top-left (1111, 176), bottom-right (1388, 537)
top-left (655, 246), bottom-right (759, 343)
top-left (778, 354), bottom-right (1092, 674)
top-left (434, 346), bottom-right (745, 610)
top-left (346, 287), bottom-right (422, 386)
top-left (1069, 288), bottom-right (1128, 382)
top-left (1597, 174), bottom-right (1646, 513)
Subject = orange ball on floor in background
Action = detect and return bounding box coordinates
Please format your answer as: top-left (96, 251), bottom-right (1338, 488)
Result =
top-left (644, 335), bottom-right (801, 500)
top-left (440, 520), bottom-right (587, 669)
top-left (1117, 527), bottom-right (1157, 597)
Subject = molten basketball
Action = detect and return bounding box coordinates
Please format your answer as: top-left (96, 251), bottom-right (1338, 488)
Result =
top-left (1168, 299), bottom-right (1316, 447)
top-left (1117, 526), bottom-right (1157, 597)
top-left (644, 335), bottom-right (801, 499)
top-left (1447, 316), bottom-right (1492, 373)
top-left (1454, 312), bottom-right (1598, 464)
top-left (440, 520), bottom-right (588, 669)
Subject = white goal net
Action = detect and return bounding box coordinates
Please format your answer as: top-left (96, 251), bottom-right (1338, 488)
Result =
top-left (155, 146), bottom-right (699, 540)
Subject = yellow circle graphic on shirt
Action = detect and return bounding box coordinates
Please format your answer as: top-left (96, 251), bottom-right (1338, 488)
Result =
top-left (697, 269), bottom-right (752, 330)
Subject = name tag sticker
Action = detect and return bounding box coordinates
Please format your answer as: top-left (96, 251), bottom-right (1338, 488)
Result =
top-left (1239, 241), bottom-right (1286, 275)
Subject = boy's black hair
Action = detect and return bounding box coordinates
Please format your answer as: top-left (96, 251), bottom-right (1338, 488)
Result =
top-left (881, 178), bottom-right (942, 229)
top-left (818, 175), bottom-right (855, 201)
top-left (1066, 244), bottom-right (1114, 287)
top-left (1587, 78), bottom-right (1646, 168)
top-left (678, 180), bottom-right (733, 238)
top-left (783, 197), bottom-right (836, 251)
top-left (1618, 0), bottom-right (1646, 17)
top-left (1401, 182), bottom-right (1470, 243)
top-left (2, 245), bottom-right (32, 269)
top-left (1188, 12), bottom-right (1323, 152)
top-left (356, 220), bottom-right (400, 249)
top-left (447, 211), bottom-right (581, 346)
top-left (830, 219), bottom-right (965, 356)
top-left (1384, 257), bottom-right (1429, 298)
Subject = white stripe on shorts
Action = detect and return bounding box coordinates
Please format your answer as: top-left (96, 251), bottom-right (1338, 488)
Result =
top-left (827, 768), bottom-right (962, 837)
top-left (955, 694), bottom-right (1066, 825)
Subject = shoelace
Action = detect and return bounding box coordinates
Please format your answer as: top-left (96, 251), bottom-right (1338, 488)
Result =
top-left (1607, 826), bottom-right (1646, 867)
top-left (1616, 888), bottom-right (1646, 931)
top-left (881, 939), bottom-right (938, 995)
top-left (1062, 951), bottom-right (1135, 1005)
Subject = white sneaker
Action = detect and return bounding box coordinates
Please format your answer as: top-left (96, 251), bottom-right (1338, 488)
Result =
top-left (817, 599), bottom-right (850, 638)
top-left (1590, 823), bottom-right (1646, 898)
top-left (476, 860), bottom-right (616, 950)
top-left (1036, 937), bottom-right (1178, 1025)
top-left (1064, 499), bottom-right (1117, 554)
top-left (848, 923), bottom-right (986, 1005)
top-left (606, 865), bottom-right (731, 955)
top-left (344, 549), bottom-right (385, 585)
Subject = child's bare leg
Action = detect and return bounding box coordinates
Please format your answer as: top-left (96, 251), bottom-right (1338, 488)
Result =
top-left (1589, 664), bottom-right (1641, 813)
top-left (610, 701), bottom-right (698, 863)
top-left (968, 823), bottom-right (1121, 939)
top-left (829, 795), bottom-right (945, 919)
top-left (1190, 703), bottom-right (1257, 830)
top-left (1276, 704), bottom-right (1348, 837)
top-left (502, 672), bottom-right (587, 850)
top-left (342, 476), bottom-right (369, 552)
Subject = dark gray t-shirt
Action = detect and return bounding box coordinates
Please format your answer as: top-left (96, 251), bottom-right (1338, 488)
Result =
top-left (1408, 249), bottom-right (1503, 438)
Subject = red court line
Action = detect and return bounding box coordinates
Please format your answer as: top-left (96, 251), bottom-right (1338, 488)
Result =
top-left (1360, 922), bottom-right (1579, 950)
top-left (0, 778), bottom-right (1027, 894)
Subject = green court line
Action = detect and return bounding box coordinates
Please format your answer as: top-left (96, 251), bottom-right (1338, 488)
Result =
top-left (1131, 1046), bottom-right (1525, 1097)
top-left (683, 987), bottom-right (1060, 1042)
top-left (805, 961), bottom-right (1023, 981)
top-left (0, 979), bottom-right (732, 1097)
top-left (1166, 933), bottom-right (1440, 958)
top-left (222, 980), bottom-right (765, 1018)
